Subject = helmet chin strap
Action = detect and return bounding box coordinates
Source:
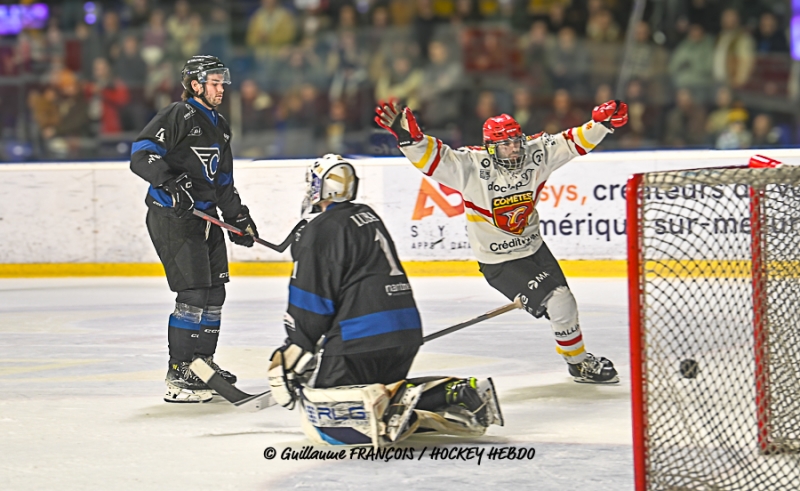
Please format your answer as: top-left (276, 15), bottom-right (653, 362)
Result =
top-left (193, 83), bottom-right (218, 109)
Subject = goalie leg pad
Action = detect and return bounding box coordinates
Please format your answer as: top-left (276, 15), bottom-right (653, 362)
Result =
top-left (297, 384), bottom-right (390, 447)
top-left (546, 286), bottom-right (587, 364)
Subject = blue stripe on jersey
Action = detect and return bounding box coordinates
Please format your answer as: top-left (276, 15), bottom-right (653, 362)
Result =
top-left (169, 314), bottom-right (201, 331)
top-left (339, 307), bottom-right (421, 342)
top-left (148, 185), bottom-right (173, 206)
top-left (187, 98), bottom-right (218, 126)
top-left (131, 139), bottom-right (166, 157)
top-left (289, 285), bottom-right (335, 316)
top-left (148, 186), bottom-right (213, 210)
top-left (216, 172), bottom-right (232, 186)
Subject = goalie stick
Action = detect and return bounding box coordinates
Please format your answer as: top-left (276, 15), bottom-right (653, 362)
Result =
top-left (190, 298), bottom-right (523, 409)
top-left (192, 209), bottom-right (306, 253)
top-left (189, 358), bottom-right (276, 410)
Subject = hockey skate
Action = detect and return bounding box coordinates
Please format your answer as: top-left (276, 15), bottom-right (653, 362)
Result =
top-left (194, 355), bottom-right (237, 385)
top-left (444, 378), bottom-right (491, 426)
top-left (164, 361), bottom-right (213, 403)
top-left (568, 353), bottom-right (619, 384)
top-left (384, 382), bottom-right (425, 442)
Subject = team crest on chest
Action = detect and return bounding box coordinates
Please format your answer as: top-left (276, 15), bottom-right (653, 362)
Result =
top-left (191, 145), bottom-right (221, 182)
top-left (492, 191), bottom-right (533, 235)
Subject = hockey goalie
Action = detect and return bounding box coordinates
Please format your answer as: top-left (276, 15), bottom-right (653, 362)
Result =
top-left (268, 154), bottom-right (503, 447)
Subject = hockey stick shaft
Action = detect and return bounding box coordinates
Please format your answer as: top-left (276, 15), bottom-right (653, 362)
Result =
top-left (423, 296), bottom-right (525, 343)
top-left (192, 209), bottom-right (305, 253)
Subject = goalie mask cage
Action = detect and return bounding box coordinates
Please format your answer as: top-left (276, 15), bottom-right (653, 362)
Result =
top-left (627, 165), bottom-right (800, 491)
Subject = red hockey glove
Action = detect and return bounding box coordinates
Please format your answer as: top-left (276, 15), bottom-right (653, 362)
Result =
top-left (375, 99), bottom-right (423, 147)
top-left (592, 100), bottom-right (628, 128)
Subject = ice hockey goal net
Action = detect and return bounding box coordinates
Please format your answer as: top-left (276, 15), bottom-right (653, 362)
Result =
top-left (627, 159), bottom-right (800, 491)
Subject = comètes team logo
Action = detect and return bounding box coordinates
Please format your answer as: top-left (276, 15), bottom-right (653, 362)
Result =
top-left (191, 144), bottom-right (221, 182)
top-left (492, 192), bottom-right (533, 235)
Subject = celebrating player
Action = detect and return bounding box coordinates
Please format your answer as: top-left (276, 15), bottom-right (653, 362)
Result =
top-left (268, 154), bottom-right (502, 446)
top-left (375, 98), bottom-right (628, 383)
top-left (130, 55), bottom-right (259, 403)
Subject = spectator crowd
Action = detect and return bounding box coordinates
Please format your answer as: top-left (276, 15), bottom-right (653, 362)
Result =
top-left (1, 0), bottom-right (795, 160)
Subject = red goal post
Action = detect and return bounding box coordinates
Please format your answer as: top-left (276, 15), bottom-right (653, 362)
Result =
top-left (626, 156), bottom-right (800, 491)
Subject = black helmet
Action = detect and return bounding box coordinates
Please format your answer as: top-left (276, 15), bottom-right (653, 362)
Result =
top-left (181, 55), bottom-right (231, 103)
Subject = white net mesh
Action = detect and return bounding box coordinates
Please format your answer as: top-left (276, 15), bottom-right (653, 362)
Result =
top-left (632, 166), bottom-right (800, 490)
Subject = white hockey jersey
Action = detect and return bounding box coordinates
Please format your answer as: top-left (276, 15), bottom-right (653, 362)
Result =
top-left (399, 120), bottom-right (613, 264)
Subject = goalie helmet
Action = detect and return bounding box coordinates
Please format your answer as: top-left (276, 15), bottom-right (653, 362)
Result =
top-left (483, 114), bottom-right (526, 172)
top-left (302, 154), bottom-right (359, 215)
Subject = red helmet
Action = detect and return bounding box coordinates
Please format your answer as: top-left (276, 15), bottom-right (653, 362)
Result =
top-left (483, 114), bottom-right (523, 143)
top-left (483, 114), bottom-right (526, 172)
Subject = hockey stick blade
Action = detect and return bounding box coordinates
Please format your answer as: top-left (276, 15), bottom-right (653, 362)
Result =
top-left (423, 296), bottom-right (525, 343)
top-left (192, 209), bottom-right (306, 253)
top-left (189, 359), bottom-right (276, 411)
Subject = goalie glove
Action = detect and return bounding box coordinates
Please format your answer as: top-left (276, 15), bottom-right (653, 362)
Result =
top-left (268, 342), bottom-right (315, 409)
top-left (374, 99), bottom-right (423, 147)
top-left (592, 100), bottom-right (629, 129)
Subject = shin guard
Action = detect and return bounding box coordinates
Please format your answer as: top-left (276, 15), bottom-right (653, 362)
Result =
top-left (168, 303), bottom-right (203, 363)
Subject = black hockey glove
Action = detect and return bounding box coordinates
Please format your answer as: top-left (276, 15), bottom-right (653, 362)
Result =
top-left (161, 173), bottom-right (194, 217)
top-left (225, 205), bottom-right (259, 247)
top-left (375, 99), bottom-right (423, 147)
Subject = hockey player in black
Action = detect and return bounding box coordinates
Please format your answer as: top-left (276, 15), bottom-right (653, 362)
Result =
top-left (268, 154), bottom-right (503, 446)
top-left (130, 55), bottom-right (259, 403)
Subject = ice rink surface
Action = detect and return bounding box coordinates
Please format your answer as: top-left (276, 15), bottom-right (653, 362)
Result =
top-left (0, 276), bottom-right (633, 490)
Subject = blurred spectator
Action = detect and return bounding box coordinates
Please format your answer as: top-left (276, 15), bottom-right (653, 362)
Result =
top-left (453, 0), bottom-right (483, 24)
top-left (712, 8), bottom-right (755, 89)
top-left (586, 9), bottom-right (620, 43)
top-left (15, 28), bottom-right (49, 75)
top-left (750, 113), bottom-right (783, 148)
top-left (705, 86), bottom-right (741, 142)
top-left (126, 0), bottom-right (152, 29)
top-left (338, 4), bottom-right (359, 31)
top-left (74, 22), bottom-right (103, 81)
top-left (375, 56), bottom-right (423, 110)
top-left (546, 3), bottom-right (568, 34)
top-left (618, 78), bottom-right (658, 149)
top-left (542, 89), bottom-right (584, 135)
top-left (594, 83), bottom-right (612, 106)
top-left (511, 86), bottom-right (540, 134)
top-left (277, 46), bottom-right (327, 92)
top-left (417, 40), bottom-right (464, 128)
top-left (716, 120), bottom-right (751, 150)
top-left (754, 12), bottom-right (788, 53)
top-left (246, 0), bottom-right (298, 59)
top-left (28, 86), bottom-right (60, 138)
top-left (414, 0), bottom-right (439, 61)
top-left (328, 30), bottom-right (369, 104)
top-left (142, 9), bottom-right (168, 66)
top-left (203, 7), bottom-right (233, 61)
top-left (51, 76), bottom-right (91, 138)
top-left (167, 0), bottom-right (193, 59)
top-left (100, 11), bottom-right (123, 62)
top-left (239, 79), bottom-right (273, 134)
top-left (44, 19), bottom-right (66, 63)
top-left (115, 35), bottom-right (148, 89)
top-left (626, 21), bottom-right (658, 85)
top-left (85, 58), bottom-right (130, 135)
top-left (144, 59), bottom-right (175, 112)
top-left (664, 88), bottom-right (707, 147)
top-left (520, 20), bottom-right (553, 95)
top-left (546, 27), bottom-right (589, 97)
top-left (322, 99), bottom-right (352, 154)
top-left (177, 15), bottom-right (205, 61)
top-left (668, 24), bottom-right (714, 104)
top-left (682, 0), bottom-right (721, 36)
top-left (462, 90), bottom-right (498, 144)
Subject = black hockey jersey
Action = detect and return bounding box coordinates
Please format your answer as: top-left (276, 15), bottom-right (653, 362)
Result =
top-left (130, 98), bottom-right (243, 219)
top-left (285, 202), bottom-right (423, 356)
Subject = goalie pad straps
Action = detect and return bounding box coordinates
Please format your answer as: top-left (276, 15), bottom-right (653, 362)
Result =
top-left (268, 344), bottom-right (315, 408)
